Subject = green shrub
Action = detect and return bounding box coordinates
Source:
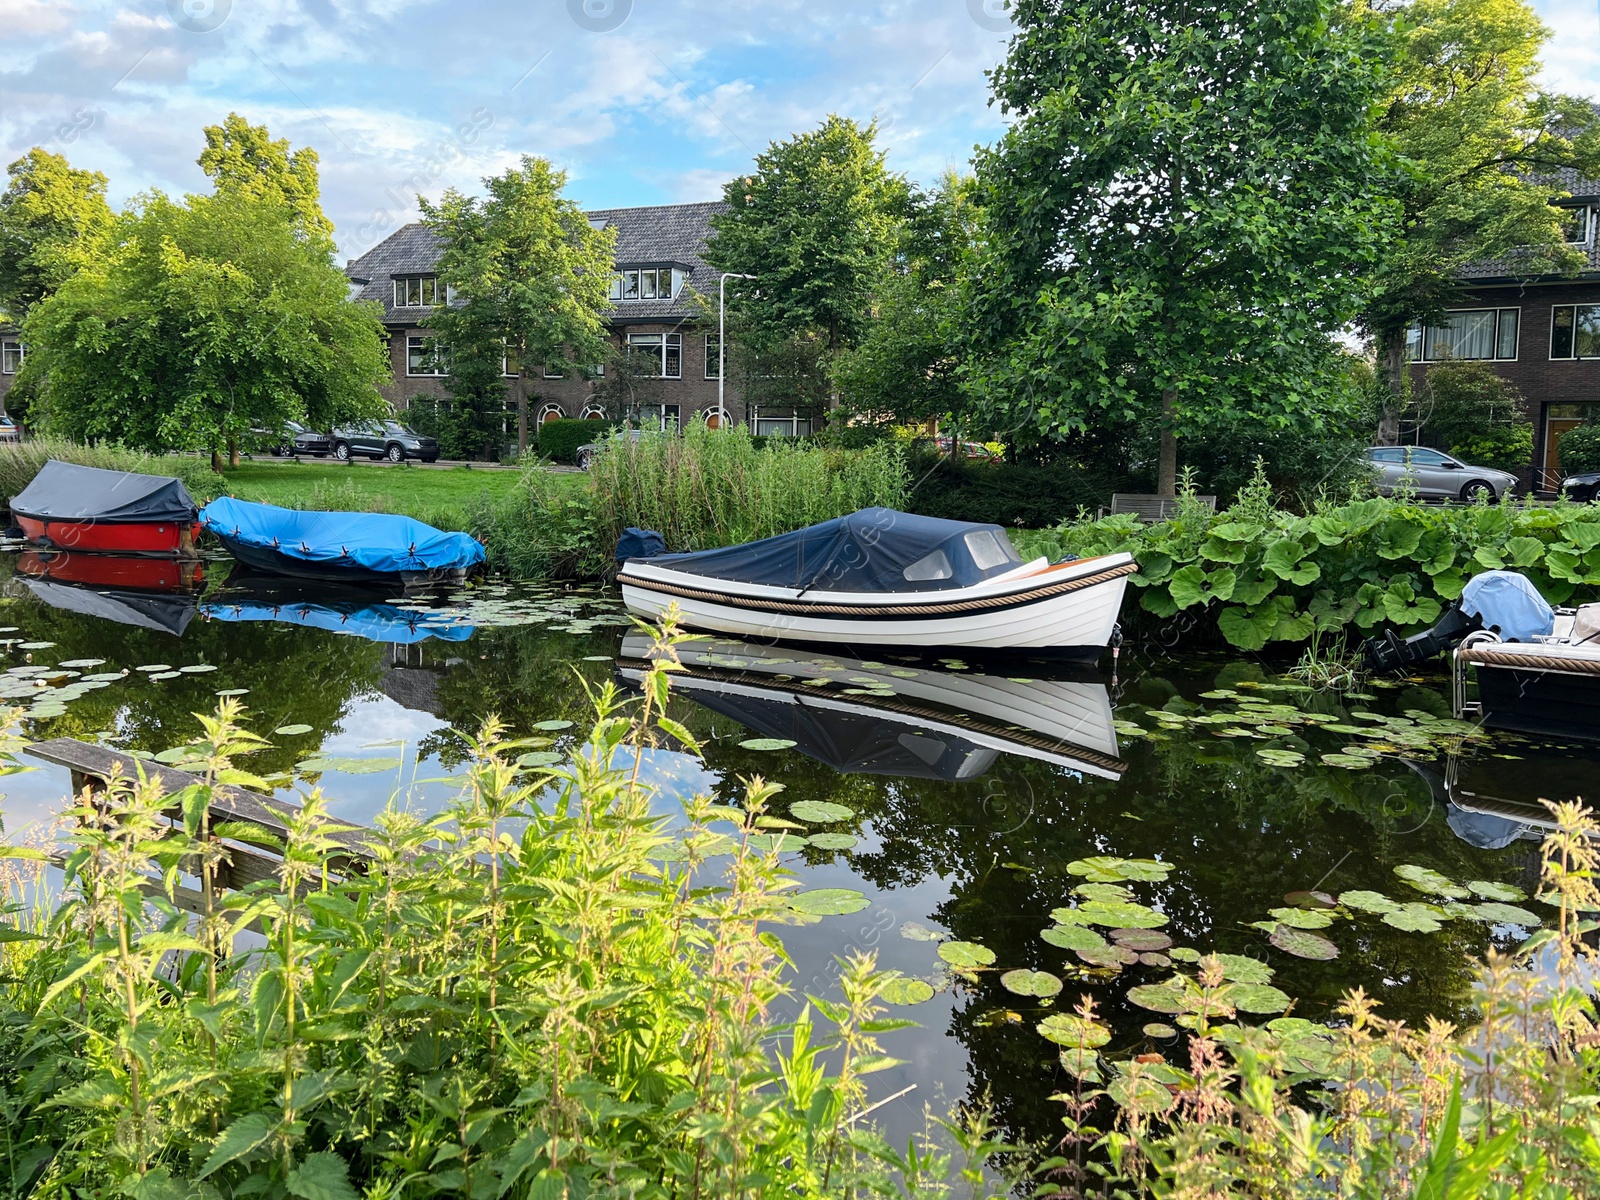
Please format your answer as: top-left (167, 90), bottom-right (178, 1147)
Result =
top-left (537, 417), bottom-right (613, 464)
top-left (586, 421), bottom-right (909, 553)
top-left (903, 451), bottom-right (1134, 527)
top-left (0, 437), bottom-right (222, 505)
top-left (472, 468), bottom-right (608, 578)
top-left (1559, 423), bottom-right (1600, 476)
top-left (1450, 422), bottom-right (1535, 473)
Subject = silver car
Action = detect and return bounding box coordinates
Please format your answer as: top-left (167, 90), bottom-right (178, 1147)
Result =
top-left (1362, 447), bottom-right (1519, 502)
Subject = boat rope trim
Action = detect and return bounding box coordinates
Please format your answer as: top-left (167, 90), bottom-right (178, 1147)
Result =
top-left (1459, 646), bottom-right (1600, 676)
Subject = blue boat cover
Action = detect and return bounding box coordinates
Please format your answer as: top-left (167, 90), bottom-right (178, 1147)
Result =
top-left (202, 598), bottom-right (475, 645)
top-left (1460, 570), bottom-right (1554, 642)
top-left (643, 508), bottom-right (1024, 593)
top-left (199, 497), bottom-right (485, 575)
top-left (13, 461), bottom-right (197, 524)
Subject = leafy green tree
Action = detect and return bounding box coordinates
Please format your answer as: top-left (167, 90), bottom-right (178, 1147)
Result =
top-left (706, 116), bottom-right (909, 414)
top-left (1416, 360), bottom-right (1533, 471)
top-left (0, 148), bottom-right (112, 321)
top-left (23, 188), bottom-right (389, 470)
top-left (420, 157), bottom-right (617, 454)
top-left (967, 0), bottom-right (1397, 495)
top-left (585, 338), bottom-right (663, 423)
top-left (1362, 0), bottom-right (1600, 438)
top-left (198, 112), bottom-right (335, 242)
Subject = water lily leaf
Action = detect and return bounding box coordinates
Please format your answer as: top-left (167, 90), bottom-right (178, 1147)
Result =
top-left (1110, 929), bottom-right (1171, 952)
top-left (1143, 1022), bottom-right (1177, 1038)
top-left (1215, 954), bottom-right (1274, 984)
top-left (57, 658), bottom-right (105, 669)
top-left (1467, 880), bottom-right (1527, 903)
top-left (1078, 900), bottom-right (1167, 929)
top-left (1256, 748), bottom-right (1306, 767)
top-left (739, 737), bottom-right (796, 751)
top-left (1283, 890), bottom-right (1338, 910)
top-left (1126, 984), bottom-right (1187, 1013)
top-left (1077, 944), bottom-right (1137, 967)
top-left (1468, 902), bottom-right (1541, 926)
top-left (1267, 906), bottom-right (1334, 930)
top-left (179, 664), bottom-right (218, 673)
top-left (516, 751), bottom-right (563, 768)
top-left (215, 688), bottom-right (249, 696)
top-left (1041, 925), bottom-right (1107, 952)
top-left (1002, 969), bottom-right (1063, 998)
top-left (1339, 890), bottom-right (1399, 914)
top-left (1320, 753), bottom-right (1374, 770)
top-left (1037, 1013), bottom-right (1111, 1048)
top-left (937, 941), bottom-right (995, 968)
top-left (806, 832), bottom-right (858, 851)
top-left (898, 921), bottom-right (944, 942)
top-left (1107, 1074), bottom-right (1175, 1114)
top-left (17, 641), bottom-right (54, 650)
top-left (1169, 947), bottom-right (1202, 963)
top-left (1066, 856), bottom-right (1171, 883)
top-left (274, 724), bottom-right (313, 736)
top-left (135, 664), bottom-right (171, 672)
top-left (1073, 882), bottom-right (1135, 902)
top-left (1058, 1047), bottom-right (1102, 1081)
top-left (1268, 925), bottom-right (1339, 960)
top-left (744, 833), bottom-right (808, 854)
top-left (789, 800), bottom-right (855, 823)
top-left (1394, 865), bottom-right (1471, 900)
top-left (1381, 904), bottom-right (1443, 933)
top-left (1224, 983), bottom-right (1293, 1014)
top-left (148, 672), bottom-right (181, 681)
top-left (880, 976), bottom-right (935, 1005)
top-left (298, 756), bottom-right (401, 776)
top-left (787, 888), bottom-right (869, 917)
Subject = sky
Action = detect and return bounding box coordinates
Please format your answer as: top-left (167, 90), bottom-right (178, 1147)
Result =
top-left (2, 0), bottom-right (1598, 263)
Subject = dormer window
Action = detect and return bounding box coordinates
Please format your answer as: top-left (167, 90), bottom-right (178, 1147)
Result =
top-left (608, 267), bottom-right (684, 302)
top-left (394, 275), bottom-right (448, 307)
top-left (1560, 206), bottom-right (1593, 245)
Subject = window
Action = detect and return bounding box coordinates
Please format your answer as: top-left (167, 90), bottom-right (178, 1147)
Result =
top-left (542, 359), bottom-right (566, 379)
top-left (608, 275), bottom-right (624, 302)
top-left (964, 530), bottom-right (1017, 571)
top-left (1, 341), bottom-right (21, 374)
top-left (660, 404), bottom-right (681, 430)
top-left (904, 550), bottom-right (953, 582)
top-left (704, 333), bottom-right (721, 379)
top-left (1560, 206), bottom-right (1593, 245)
top-left (1408, 449), bottom-right (1451, 467)
top-left (393, 276), bottom-right (447, 307)
top-left (1551, 305), bottom-right (1600, 359)
top-left (702, 406), bottom-right (730, 429)
top-left (1405, 309), bottom-right (1519, 362)
top-left (503, 343), bottom-right (521, 378)
top-left (1367, 448), bottom-right (1406, 464)
top-left (537, 403), bottom-right (564, 424)
top-left (406, 336), bottom-right (448, 376)
top-left (615, 267), bottom-right (681, 302)
top-left (626, 332), bottom-right (682, 379)
top-left (751, 409), bottom-right (813, 437)
top-left (581, 402), bottom-right (607, 419)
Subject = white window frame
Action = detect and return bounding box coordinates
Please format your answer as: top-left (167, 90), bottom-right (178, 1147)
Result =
top-left (542, 359), bottom-right (566, 379)
top-left (1, 340), bottom-right (22, 375)
top-left (750, 408), bottom-right (812, 437)
top-left (615, 267), bottom-right (681, 302)
top-left (1405, 308), bottom-right (1520, 363)
top-left (1562, 205), bottom-right (1594, 245)
top-left (660, 403), bottom-right (681, 430)
top-left (1550, 303), bottom-right (1600, 360)
top-left (503, 341), bottom-right (521, 378)
top-left (536, 402), bottom-right (565, 424)
top-left (393, 275), bottom-right (447, 307)
top-left (701, 405), bottom-right (730, 429)
top-left (704, 332), bottom-right (721, 379)
top-left (580, 402), bottom-right (607, 420)
top-left (406, 335), bottom-right (448, 377)
top-left (627, 332), bottom-right (682, 379)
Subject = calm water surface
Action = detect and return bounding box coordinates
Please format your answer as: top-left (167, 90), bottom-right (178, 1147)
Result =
top-left (0, 551), bottom-right (1589, 1148)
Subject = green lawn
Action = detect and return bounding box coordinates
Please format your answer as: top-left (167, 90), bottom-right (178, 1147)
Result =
top-left (213, 461), bottom-right (580, 529)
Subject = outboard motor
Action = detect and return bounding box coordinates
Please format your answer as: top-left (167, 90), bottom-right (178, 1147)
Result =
top-left (615, 527), bottom-right (666, 563)
top-left (1362, 570), bottom-right (1554, 671)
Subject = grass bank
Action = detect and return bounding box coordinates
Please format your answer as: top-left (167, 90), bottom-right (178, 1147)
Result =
top-left (217, 461), bottom-right (542, 531)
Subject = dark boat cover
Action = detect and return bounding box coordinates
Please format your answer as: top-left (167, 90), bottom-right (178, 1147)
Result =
top-left (12, 461), bottom-right (198, 524)
top-left (202, 598), bottom-right (475, 645)
top-left (644, 507), bottom-right (1024, 593)
top-left (200, 497), bottom-right (485, 576)
top-left (22, 578), bottom-right (198, 636)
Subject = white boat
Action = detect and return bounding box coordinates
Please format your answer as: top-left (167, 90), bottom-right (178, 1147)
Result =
top-left (617, 634), bottom-right (1126, 781)
top-left (617, 508), bottom-right (1134, 658)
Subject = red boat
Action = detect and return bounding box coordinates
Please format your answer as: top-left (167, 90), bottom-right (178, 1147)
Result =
top-left (10, 461), bottom-right (201, 557)
top-left (16, 549), bottom-right (205, 591)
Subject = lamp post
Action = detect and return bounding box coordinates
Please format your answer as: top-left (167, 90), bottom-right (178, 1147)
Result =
top-left (719, 272), bottom-right (755, 425)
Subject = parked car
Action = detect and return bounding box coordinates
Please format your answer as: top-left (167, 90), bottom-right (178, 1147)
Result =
top-left (576, 428), bottom-right (645, 470)
top-left (265, 421), bottom-right (332, 458)
top-left (1559, 471), bottom-right (1600, 503)
top-left (935, 435), bottom-right (999, 462)
top-left (331, 421), bottom-right (440, 463)
top-left (0, 415), bottom-right (23, 444)
top-left (1361, 446), bottom-right (1519, 502)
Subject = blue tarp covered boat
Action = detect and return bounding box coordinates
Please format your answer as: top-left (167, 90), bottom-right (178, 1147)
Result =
top-left (202, 598), bottom-right (475, 645)
top-left (199, 497), bottom-right (485, 585)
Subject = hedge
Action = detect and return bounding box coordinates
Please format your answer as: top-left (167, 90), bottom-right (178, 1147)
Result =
top-left (904, 457), bottom-right (1135, 528)
top-left (537, 418), bottom-right (613, 464)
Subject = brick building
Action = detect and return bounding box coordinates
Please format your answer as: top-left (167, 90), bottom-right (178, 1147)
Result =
top-left (1406, 168), bottom-right (1600, 491)
top-left (343, 201), bottom-right (803, 450)
top-left (0, 325), bottom-right (20, 414)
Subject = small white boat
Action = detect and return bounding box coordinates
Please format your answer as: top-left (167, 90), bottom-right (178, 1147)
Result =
top-left (617, 508), bottom-right (1134, 658)
top-left (617, 634), bottom-right (1125, 780)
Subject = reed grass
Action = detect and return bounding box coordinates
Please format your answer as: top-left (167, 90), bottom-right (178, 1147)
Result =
top-left (0, 437), bottom-right (223, 504)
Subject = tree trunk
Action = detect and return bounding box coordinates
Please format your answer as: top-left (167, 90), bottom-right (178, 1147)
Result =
top-left (1157, 387), bottom-right (1179, 496)
top-left (227, 437), bottom-right (240, 468)
top-left (1376, 328), bottom-right (1408, 446)
top-left (211, 448), bottom-right (225, 474)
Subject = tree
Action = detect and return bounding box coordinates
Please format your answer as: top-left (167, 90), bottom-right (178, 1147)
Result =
top-left (1415, 360), bottom-right (1533, 471)
top-left (705, 116), bottom-right (908, 410)
top-left (1359, 0), bottom-right (1600, 440)
top-left (0, 148), bottom-right (112, 321)
top-left (198, 112), bottom-right (335, 242)
top-left (585, 339), bottom-right (662, 423)
top-left (834, 174), bottom-right (978, 433)
top-left (420, 157), bottom-right (617, 453)
top-left (967, 0), bottom-right (1397, 495)
top-left (22, 188), bottom-right (388, 469)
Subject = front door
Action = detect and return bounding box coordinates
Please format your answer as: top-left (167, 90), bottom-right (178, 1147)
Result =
top-left (1544, 403), bottom-right (1594, 490)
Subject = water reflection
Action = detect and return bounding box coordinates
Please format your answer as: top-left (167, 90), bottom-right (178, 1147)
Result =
top-left (17, 550), bottom-right (205, 635)
top-left (202, 594), bottom-right (475, 645)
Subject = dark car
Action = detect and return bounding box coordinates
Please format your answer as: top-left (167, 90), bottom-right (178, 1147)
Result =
top-left (267, 420), bottom-right (332, 458)
top-left (332, 420), bottom-right (440, 463)
top-left (1560, 471), bottom-right (1600, 503)
top-left (0, 415), bottom-right (22, 444)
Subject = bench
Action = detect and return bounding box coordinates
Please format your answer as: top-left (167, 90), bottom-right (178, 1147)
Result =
top-left (1099, 493), bottom-right (1218, 522)
top-left (25, 738), bottom-right (377, 915)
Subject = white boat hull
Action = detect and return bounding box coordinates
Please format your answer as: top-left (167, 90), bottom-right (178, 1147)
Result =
top-left (618, 553), bottom-right (1135, 654)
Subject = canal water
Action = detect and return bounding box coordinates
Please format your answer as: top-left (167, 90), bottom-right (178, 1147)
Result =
top-left (0, 550), bottom-right (1587, 1148)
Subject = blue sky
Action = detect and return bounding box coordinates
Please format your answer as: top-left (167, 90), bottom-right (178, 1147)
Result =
top-left (1, 0), bottom-right (1596, 262)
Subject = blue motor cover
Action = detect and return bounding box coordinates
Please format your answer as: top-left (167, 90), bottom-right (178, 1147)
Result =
top-left (1459, 570), bottom-right (1554, 642)
top-left (616, 527), bottom-right (666, 562)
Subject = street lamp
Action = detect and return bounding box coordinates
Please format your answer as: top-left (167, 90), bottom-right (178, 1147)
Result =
top-left (719, 272), bottom-right (755, 423)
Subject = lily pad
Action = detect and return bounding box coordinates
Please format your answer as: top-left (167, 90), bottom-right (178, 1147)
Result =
top-left (1268, 925), bottom-right (1339, 960)
top-left (1468, 880), bottom-right (1527, 903)
top-left (1394, 864), bottom-right (1471, 899)
top-left (789, 800), bottom-right (856, 824)
top-left (57, 658), bottom-right (105, 669)
top-left (516, 751), bottom-right (563, 768)
top-left (739, 737), bottom-right (797, 751)
top-left (1001, 969), bottom-right (1063, 998)
top-left (215, 688), bottom-right (249, 697)
top-left (806, 832), bottom-right (859, 851)
top-left (1339, 890), bottom-right (1400, 914)
top-left (1126, 984), bottom-right (1187, 1013)
top-left (1107, 1074), bottom-right (1176, 1114)
top-left (1074, 900), bottom-right (1167, 929)
top-left (1256, 748), bottom-right (1306, 767)
top-left (1468, 902), bottom-right (1541, 926)
top-left (1214, 954), bottom-right (1274, 984)
top-left (1319, 753), bottom-right (1374, 770)
top-left (147, 672), bottom-right (181, 681)
top-left (1073, 882), bottom-right (1135, 902)
top-left (1037, 1013), bottom-right (1111, 1048)
top-left (298, 755), bottom-right (402, 776)
top-left (1169, 947), bottom-right (1202, 963)
top-left (17, 641), bottom-right (54, 650)
top-left (1110, 929), bottom-right (1172, 952)
top-left (1142, 1022), bottom-right (1178, 1038)
top-left (1224, 983), bottom-right (1292, 1014)
top-left (1268, 906), bottom-right (1334, 930)
top-left (937, 941), bottom-right (995, 969)
top-left (880, 977), bottom-right (936, 1005)
top-left (1076, 944), bottom-right (1137, 967)
top-left (898, 921), bottom-right (944, 942)
top-left (135, 664), bottom-right (171, 672)
top-left (787, 888), bottom-right (870, 917)
top-left (1040, 925), bottom-right (1107, 952)
top-left (273, 724), bottom-right (314, 736)
top-left (1381, 904), bottom-right (1443, 933)
top-left (1066, 856), bottom-right (1171, 883)
top-left (179, 664), bottom-right (218, 673)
